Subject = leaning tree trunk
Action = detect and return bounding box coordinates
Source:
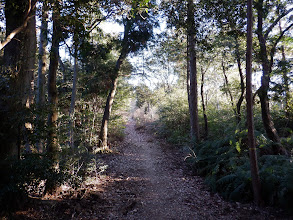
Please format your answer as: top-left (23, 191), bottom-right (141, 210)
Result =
top-left (187, 0), bottom-right (200, 143)
top-left (99, 76), bottom-right (119, 150)
top-left (246, 0), bottom-right (262, 205)
top-left (98, 19), bottom-right (131, 150)
top-left (256, 2), bottom-right (281, 144)
top-left (47, 7), bottom-right (61, 161)
top-left (36, 2), bottom-right (48, 153)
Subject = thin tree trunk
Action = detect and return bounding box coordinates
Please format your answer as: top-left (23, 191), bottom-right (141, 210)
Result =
top-left (234, 37), bottom-right (245, 124)
top-left (186, 35), bottom-right (192, 123)
top-left (278, 22), bottom-right (290, 116)
top-left (47, 7), bottom-right (61, 160)
top-left (246, 0), bottom-right (262, 205)
top-left (36, 2), bottom-right (48, 153)
top-left (68, 47), bottom-right (78, 148)
top-left (221, 58), bottom-right (236, 115)
top-left (187, 0), bottom-right (200, 142)
top-left (200, 67), bottom-right (208, 139)
top-left (256, 0), bottom-right (281, 144)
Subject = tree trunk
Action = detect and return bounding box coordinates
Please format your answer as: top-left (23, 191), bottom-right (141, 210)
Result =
top-left (186, 35), bottom-right (192, 122)
top-left (99, 77), bottom-right (119, 149)
top-left (37, 3), bottom-right (48, 106)
top-left (98, 20), bottom-right (131, 150)
top-left (256, 0), bottom-right (281, 144)
top-left (68, 47), bottom-right (78, 148)
top-left (246, 0), bottom-right (262, 205)
top-left (221, 58), bottom-right (236, 113)
top-left (0, 0), bottom-right (35, 159)
top-left (36, 2), bottom-right (48, 153)
top-left (187, 0), bottom-right (200, 142)
top-left (278, 22), bottom-right (290, 116)
top-left (47, 6), bottom-right (61, 160)
top-left (22, 2), bottom-right (36, 153)
top-left (200, 67), bottom-right (208, 139)
top-left (234, 36), bottom-right (245, 124)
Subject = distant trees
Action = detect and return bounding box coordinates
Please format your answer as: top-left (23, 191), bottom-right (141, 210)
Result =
top-left (0, 0), bottom-right (292, 212)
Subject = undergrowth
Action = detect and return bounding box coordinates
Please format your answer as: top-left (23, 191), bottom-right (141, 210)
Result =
top-left (186, 132), bottom-right (293, 211)
top-left (0, 147), bottom-right (108, 215)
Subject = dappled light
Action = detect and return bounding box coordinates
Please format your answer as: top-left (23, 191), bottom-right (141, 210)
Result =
top-left (1, 0), bottom-right (293, 219)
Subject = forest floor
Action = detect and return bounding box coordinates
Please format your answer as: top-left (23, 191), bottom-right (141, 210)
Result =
top-left (11, 119), bottom-right (291, 219)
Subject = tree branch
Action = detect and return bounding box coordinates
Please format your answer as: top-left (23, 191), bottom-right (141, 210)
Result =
top-left (0, 0), bottom-right (38, 51)
top-left (264, 7), bottom-right (293, 40)
top-left (269, 22), bottom-right (293, 68)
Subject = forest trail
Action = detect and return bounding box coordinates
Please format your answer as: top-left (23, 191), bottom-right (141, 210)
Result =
top-left (100, 119), bottom-right (282, 220)
top-left (12, 118), bottom-right (287, 219)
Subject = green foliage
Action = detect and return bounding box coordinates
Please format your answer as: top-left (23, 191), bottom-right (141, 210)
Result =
top-left (186, 130), bottom-right (293, 210)
top-left (0, 149), bottom-right (105, 213)
top-left (259, 155), bottom-right (293, 209)
top-left (186, 135), bottom-right (253, 202)
top-left (156, 88), bottom-right (190, 145)
top-left (0, 154), bottom-right (62, 211)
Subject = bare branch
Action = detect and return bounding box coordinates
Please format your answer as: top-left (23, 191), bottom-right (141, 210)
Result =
top-left (264, 7), bottom-right (293, 40)
top-left (269, 22), bottom-right (293, 68)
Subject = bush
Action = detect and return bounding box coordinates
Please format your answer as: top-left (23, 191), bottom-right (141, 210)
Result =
top-left (0, 154), bottom-right (62, 212)
top-left (156, 88), bottom-right (190, 145)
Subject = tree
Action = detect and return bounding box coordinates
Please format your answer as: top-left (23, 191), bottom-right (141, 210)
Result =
top-left (246, 0), bottom-right (262, 205)
top-left (187, 0), bottom-right (200, 142)
top-left (0, 0), bottom-right (37, 159)
top-left (47, 2), bottom-right (62, 160)
top-left (256, 0), bottom-right (293, 151)
top-left (36, 1), bottom-right (49, 152)
top-left (99, 0), bottom-right (156, 149)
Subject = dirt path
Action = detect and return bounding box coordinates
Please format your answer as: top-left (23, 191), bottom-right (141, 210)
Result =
top-left (102, 119), bottom-right (285, 219)
top-left (11, 118), bottom-right (289, 219)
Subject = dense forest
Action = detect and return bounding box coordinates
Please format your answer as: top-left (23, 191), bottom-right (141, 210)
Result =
top-left (0, 0), bottom-right (293, 218)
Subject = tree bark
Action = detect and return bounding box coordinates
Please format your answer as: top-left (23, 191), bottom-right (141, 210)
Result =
top-left (0, 0), bottom-right (25, 159)
top-left (47, 6), bottom-right (61, 160)
top-left (99, 77), bottom-right (119, 149)
top-left (0, 1), bottom-right (37, 51)
top-left (0, 0), bottom-right (36, 159)
top-left (187, 0), bottom-right (200, 142)
top-left (22, 2), bottom-right (36, 153)
top-left (246, 0), bottom-right (262, 205)
top-left (37, 2), bottom-right (48, 107)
